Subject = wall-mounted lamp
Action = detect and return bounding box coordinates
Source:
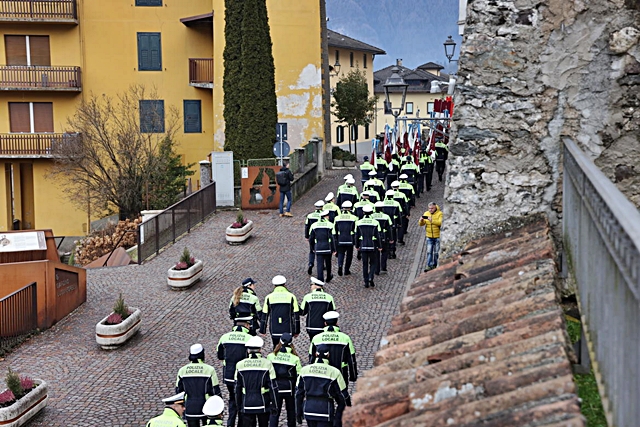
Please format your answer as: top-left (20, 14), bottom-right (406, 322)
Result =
top-left (444, 35), bottom-right (458, 63)
top-left (329, 59), bottom-right (341, 77)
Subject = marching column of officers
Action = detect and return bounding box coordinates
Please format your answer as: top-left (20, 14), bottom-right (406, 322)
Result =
top-left (305, 145), bottom-right (446, 288)
top-left (146, 275), bottom-right (357, 427)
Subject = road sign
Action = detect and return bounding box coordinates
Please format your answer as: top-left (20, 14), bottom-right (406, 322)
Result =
top-left (273, 140), bottom-right (290, 158)
top-left (276, 123), bottom-right (288, 141)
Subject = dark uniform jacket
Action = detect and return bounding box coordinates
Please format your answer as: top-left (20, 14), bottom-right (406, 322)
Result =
top-left (228, 288), bottom-right (261, 334)
top-left (435, 141), bottom-right (449, 162)
top-left (309, 326), bottom-right (358, 383)
top-left (371, 212), bottom-right (393, 247)
top-left (296, 360), bottom-right (349, 424)
top-left (300, 289), bottom-right (336, 333)
top-left (355, 217), bottom-right (381, 252)
top-left (304, 210), bottom-right (322, 239)
top-left (176, 361), bottom-right (222, 419)
top-left (217, 326), bottom-right (252, 384)
top-left (260, 286), bottom-right (301, 338)
top-left (333, 212), bottom-right (357, 247)
top-left (336, 185), bottom-right (359, 206)
top-left (309, 218), bottom-right (336, 254)
top-left (380, 199), bottom-right (402, 237)
top-left (235, 354), bottom-right (278, 414)
top-left (267, 348), bottom-right (302, 395)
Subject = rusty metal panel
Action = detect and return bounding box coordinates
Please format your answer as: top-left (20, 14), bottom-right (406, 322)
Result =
top-left (241, 166), bottom-right (280, 210)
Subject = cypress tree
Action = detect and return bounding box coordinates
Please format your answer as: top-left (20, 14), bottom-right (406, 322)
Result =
top-left (223, 0), bottom-right (277, 160)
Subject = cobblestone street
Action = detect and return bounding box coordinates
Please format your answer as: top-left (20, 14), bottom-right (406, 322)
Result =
top-left (0, 168), bottom-right (445, 426)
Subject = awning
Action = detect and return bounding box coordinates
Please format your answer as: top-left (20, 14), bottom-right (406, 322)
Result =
top-left (180, 12), bottom-right (213, 27)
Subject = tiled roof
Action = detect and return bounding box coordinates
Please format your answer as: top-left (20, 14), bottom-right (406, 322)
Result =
top-left (343, 217), bottom-right (586, 427)
top-left (328, 29), bottom-right (386, 55)
top-left (373, 65), bottom-right (448, 94)
top-left (417, 61), bottom-right (445, 71)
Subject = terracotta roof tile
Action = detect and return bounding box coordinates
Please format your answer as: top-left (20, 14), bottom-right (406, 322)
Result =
top-left (343, 218), bottom-right (585, 426)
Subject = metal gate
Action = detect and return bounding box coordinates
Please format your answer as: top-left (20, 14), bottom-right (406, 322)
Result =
top-left (241, 165), bottom-right (281, 210)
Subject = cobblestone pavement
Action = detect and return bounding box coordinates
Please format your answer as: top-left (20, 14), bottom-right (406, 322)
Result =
top-left (0, 167), bottom-right (445, 426)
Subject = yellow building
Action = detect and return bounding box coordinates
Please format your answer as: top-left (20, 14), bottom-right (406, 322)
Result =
top-left (0, 0), bottom-right (325, 236)
top-left (327, 29), bottom-right (385, 153)
top-left (373, 60), bottom-right (450, 135)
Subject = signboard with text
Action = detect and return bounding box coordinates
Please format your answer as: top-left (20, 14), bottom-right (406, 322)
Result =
top-left (0, 231), bottom-right (47, 252)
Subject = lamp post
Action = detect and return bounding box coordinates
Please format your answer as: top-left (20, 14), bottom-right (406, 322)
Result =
top-left (444, 35), bottom-right (458, 63)
top-left (329, 59), bottom-right (341, 77)
top-left (383, 66), bottom-right (409, 129)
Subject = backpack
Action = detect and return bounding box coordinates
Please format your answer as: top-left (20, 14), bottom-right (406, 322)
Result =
top-left (276, 171), bottom-right (288, 186)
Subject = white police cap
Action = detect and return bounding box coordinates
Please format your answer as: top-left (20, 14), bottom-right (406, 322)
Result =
top-left (245, 336), bottom-right (264, 348)
top-left (391, 180), bottom-right (400, 187)
top-left (343, 174), bottom-right (353, 180)
top-left (310, 277), bottom-right (325, 286)
top-left (315, 200), bottom-right (325, 208)
top-left (399, 173), bottom-right (408, 179)
top-left (374, 201), bottom-right (384, 208)
top-left (385, 189), bottom-right (395, 196)
top-left (346, 177), bottom-right (356, 184)
top-left (368, 170), bottom-right (377, 176)
top-left (190, 343), bottom-right (204, 355)
top-left (320, 210), bottom-right (330, 217)
top-left (325, 192), bottom-right (335, 202)
top-left (323, 311), bottom-right (340, 321)
top-left (162, 392), bottom-right (186, 405)
top-left (272, 275), bottom-right (287, 286)
top-left (341, 201), bottom-right (353, 209)
top-left (362, 204), bottom-right (374, 213)
top-left (202, 395), bottom-right (225, 416)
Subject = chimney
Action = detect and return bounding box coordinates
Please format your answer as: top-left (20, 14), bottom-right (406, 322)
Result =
top-left (396, 58), bottom-right (403, 67)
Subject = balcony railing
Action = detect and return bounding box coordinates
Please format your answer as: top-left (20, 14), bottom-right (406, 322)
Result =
top-left (189, 58), bottom-right (213, 88)
top-left (0, 0), bottom-right (77, 22)
top-left (0, 132), bottom-right (80, 157)
top-left (0, 66), bottom-right (81, 91)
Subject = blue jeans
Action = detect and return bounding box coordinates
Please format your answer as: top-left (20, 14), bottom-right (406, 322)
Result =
top-left (279, 190), bottom-right (292, 214)
top-left (426, 237), bottom-right (440, 269)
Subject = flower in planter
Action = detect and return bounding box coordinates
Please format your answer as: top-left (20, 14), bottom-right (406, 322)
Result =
top-left (105, 293), bottom-right (132, 325)
top-left (230, 210), bottom-right (249, 229)
top-left (0, 368), bottom-right (36, 407)
top-left (174, 247), bottom-right (196, 271)
top-left (0, 390), bottom-right (15, 407)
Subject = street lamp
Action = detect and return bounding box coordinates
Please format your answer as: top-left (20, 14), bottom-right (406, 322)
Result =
top-left (444, 35), bottom-right (458, 63)
top-left (383, 66), bottom-right (408, 119)
top-left (329, 59), bottom-right (341, 77)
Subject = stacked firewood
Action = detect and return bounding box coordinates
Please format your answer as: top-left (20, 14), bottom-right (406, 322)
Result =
top-left (74, 218), bottom-right (141, 265)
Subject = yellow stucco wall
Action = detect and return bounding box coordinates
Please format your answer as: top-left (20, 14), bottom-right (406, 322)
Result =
top-left (374, 92), bottom-right (447, 135)
top-left (211, 0), bottom-right (323, 151)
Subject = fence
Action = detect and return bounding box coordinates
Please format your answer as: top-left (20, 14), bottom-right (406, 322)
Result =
top-left (0, 282), bottom-right (37, 354)
top-left (0, 65), bottom-right (81, 90)
top-left (188, 58), bottom-right (213, 85)
top-left (563, 138), bottom-right (640, 427)
top-left (137, 182), bottom-right (216, 263)
top-left (0, 132), bottom-right (80, 157)
top-left (0, 0), bottom-right (77, 20)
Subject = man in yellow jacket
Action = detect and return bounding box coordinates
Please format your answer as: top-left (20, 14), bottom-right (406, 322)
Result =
top-left (418, 202), bottom-right (443, 272)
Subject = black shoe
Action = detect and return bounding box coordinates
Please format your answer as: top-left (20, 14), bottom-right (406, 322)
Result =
top-left (344, 270), bottom-right (351, 276)
top-left (338, 266), bottom-right (343, 276)
top-left (369, 279), bottom-right (375, 288)
top-left (381, 269), bottom-right (387, 274)
top-left (326, 274), bottom-right (333, 283)
top-left (307, 265), bottom-right (313, 275)
top-left (375, 271), bottom-right (380, 276)
top-left (364, 282), bottom-right (370, 288)
top-left (357, 252), bottom-right (362, 260)
top-left (398, 241), bottom-right (405, 245)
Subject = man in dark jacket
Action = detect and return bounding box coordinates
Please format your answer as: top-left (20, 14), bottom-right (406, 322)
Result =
top-left (277, 162), bottom-right (295, 217)
top-left (355, 205), bottom-right (382, 288)
top-left (435, 139), bottom-right (449, 182)
top-left (261, 275), bottom-right (301, 348)
top-left (309, 210), bottom-right (336, 283)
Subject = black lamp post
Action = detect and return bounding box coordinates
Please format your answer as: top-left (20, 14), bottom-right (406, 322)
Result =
top-left (383, 66), bottom-right (408, 119)
top-left (444, 35), bottom-right (458, 63)
top-left (330, 59), bottom-right (341, 77)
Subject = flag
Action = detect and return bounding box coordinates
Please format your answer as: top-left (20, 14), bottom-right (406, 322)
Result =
top-left (370, 138), bottom-right (377, 168)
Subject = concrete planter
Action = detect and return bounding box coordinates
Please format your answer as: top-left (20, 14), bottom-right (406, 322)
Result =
top-left (0, 380), bottom-right (48, 427)
top-left (332, 159), bottom-right (344, 167)
top-left (343, 160), bottom-right (356, 167)
top-left (95, 308), bottom-right (142, 350)
top-left (226, 220), bottom-right (253, 245)
top-left (167, 259), bottom-right (204, 290)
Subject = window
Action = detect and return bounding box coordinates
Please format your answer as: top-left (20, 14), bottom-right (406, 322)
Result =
top-left (140, 100), bottom-right (164, 133)
top-left (5, 35), bottom-right (50, 66)
top-left (365, 124), bottom-right (370, 139)
top-left (135, 0), bottom-right (162, 5)
top-left (363, 53), bottom-right (367, 68)
top-left (9, 102), bottom-right (53, 133)
top-left (336, 126), bottom-right (344, 143)
top-left (350, 52), bottom-right (354, 67)
top-left (350, 125), bottom-right (358, 141)
top-left (406, 102), bottom-right (414, 115)
top-left (137, 32), bottom-right (162, 71)
top-left (183, 100), bottom-right (202, 133)
top-left (427, 102), bottom-right (435, 114)
top-left (384, 100), bottom-right (392, 115)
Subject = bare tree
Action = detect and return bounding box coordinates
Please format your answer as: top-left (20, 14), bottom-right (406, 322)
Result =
top-left (48, 85), bottom-right (192, 219)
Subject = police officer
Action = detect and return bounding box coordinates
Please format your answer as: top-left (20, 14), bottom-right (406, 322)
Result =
top-left (267, 333), bottom-right (302, 427)
top-left (336, 176), bottom-right (359, 206)
top-left (435, 138), bottom-right (449, 181)
top-left (353, 192), bottom-right (374, 219)
top-left (390, 181), bottom-right (409, 245)
top-left (296, 344), bottom-right (349, 427)
top-left (398, 173), bottom-right (416, 209)
top-left (176, 344), bottom-right (222, 427)
top-left (359, 155), bottom-right (375, 187)
top-left (400, 155), bottom-right (420, 196)
top-left (309, 210), bottom-right (336, 283)
top-left (261, 275), bottom-right (301, 348)
top-left (380, 189), bottom-right (402, 259)
top-left (386, 153), bottom-right (400, 190)
top-left (146, 392), bottom-right (187, 427)
top-left (202, 395), bottom-right (225, 426)
top-left (372, 201), bottom-right (393, 274)
top-left (333, 201), bottom-right (357, 276)
top-left (322, 192), bottom-right (340, 223)
top-left (235, 336), bottom-right (279, 427)
top-left (305, 200), bottom-right (325, 275)
top-left (355, 204), bottom-right (382, 288)
top-left (300, 277), bottom-right (336, 340)
top-left (309, 311), bottom-right (358, 384)
top-left (363, 170), bottom-right (385, 201)
top-left (425, 148), bottom-right (435, 191)
top-left (375, 152), bottom-right (388, 182)
top-left (229, 277), bottom-right (261, 335)
top-left (217, 312), bottom-right (253, 427)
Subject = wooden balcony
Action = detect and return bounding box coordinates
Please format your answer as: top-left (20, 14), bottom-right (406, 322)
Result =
top-left (0, 133), bottom-right (80, 158)
top-left (0, 66), bottom-right (81, 91)
top-left (0, 0), bottom-right (77, 23)
top-left (189, 58), bottom-right (213, 89)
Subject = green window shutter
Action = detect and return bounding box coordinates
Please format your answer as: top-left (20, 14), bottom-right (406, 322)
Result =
top-left (184, 100), bottom-right (202, 133)
top-left (138, 32), bottom-right (161, 71)
top-left (135, 0), bottom-right (162, 5)
top-left (140, 100), bottom-right (165, 133)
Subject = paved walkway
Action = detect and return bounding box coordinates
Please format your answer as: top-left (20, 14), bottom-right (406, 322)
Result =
top-left (1, 168), bottom-right (445, 426)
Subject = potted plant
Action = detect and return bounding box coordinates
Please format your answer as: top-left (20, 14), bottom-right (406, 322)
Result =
top-left (225, 210), bottom-right (254, 245)
top-left (166, 247), bottom-right (204, 290)
top-left (332, 146), bottom-right (344, 167)
top-left (95, 293), bottom-right (142, 350)
top-left (343, 151), bottom-right (357, 167)
top-left (0, 368), bottom-right (48, 426)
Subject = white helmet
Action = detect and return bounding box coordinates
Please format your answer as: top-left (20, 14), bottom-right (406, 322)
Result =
top-left (202, 395), bottom-right (225, 417)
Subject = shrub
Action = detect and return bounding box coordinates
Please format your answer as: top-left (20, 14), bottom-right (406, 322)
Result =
top-left (5, 368), bottom-right (23, 400)
top-left (174, 248), bottom-right (196, 270)
top-left (112, 293), bottom-right (131, 321)
top-left (231, 211), bottom-right (248, 229)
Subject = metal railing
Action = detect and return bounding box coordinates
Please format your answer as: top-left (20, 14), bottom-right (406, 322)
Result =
top-left (137, 182), bottom-right (217, 263)
top-left (0, 0), bottom-right (77, 21)
top-left (0, 282), bottom-right (37, 355)
top-left (0, 132), bottom-right (80, 157)
top-left (563, 138), bottom-right (640, 427)
top-left (189, 58), bottom-right (213, 85)
top-left (0, 65), bottom-right (81, 90)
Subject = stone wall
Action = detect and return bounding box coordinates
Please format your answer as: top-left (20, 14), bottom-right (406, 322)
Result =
top-left (443, 0), bottom-right (640, 254)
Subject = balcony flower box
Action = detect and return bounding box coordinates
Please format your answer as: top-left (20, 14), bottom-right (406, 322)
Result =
top-left (0, 380), bottom-right (48, 427)
top-left (167, 259), bottom-right (204, 290)
top-left (95, 307), bottom-right (142, 350)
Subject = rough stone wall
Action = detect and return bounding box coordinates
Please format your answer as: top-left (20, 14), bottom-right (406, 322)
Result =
top-left (443, 0), bottom-right (640, 255)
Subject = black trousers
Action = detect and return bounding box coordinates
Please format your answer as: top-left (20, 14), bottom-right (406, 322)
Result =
top-left (360, 251), bottom-right (377, 285)
top-left (269, 393), bottom-right (296, 427)
top-left (425, 164), bottom-right (434, 190)
top-left (336, 245), bottom-right (353, 272)
top-left (187, 416), bottom-right (207, 427)
top-left (306, 421), bottom-right (333, 427)
top-left (417, 172), bottom-right (424, 194)
top-left (377, 247), bottom-right (389, 272)
top-left (316, 253), bottom-right (332, 281)
top-left (241, 412), bottom-right (269, 427)
top-left (307, 329), bottom-right (322, 341)
top-left (386, 172), bottom-right (398, 189)
top-left (436, 160), bottom-right (446, 180)
top-left (226, 383), bottom-right (244, 427)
